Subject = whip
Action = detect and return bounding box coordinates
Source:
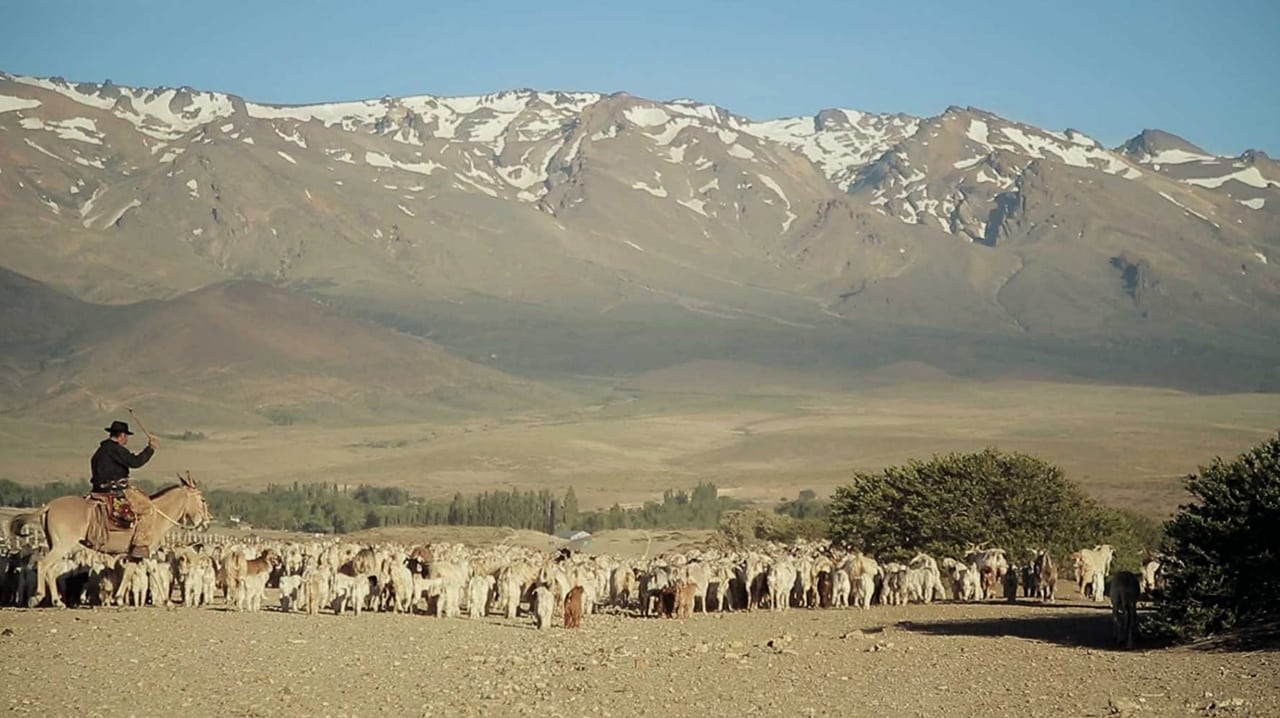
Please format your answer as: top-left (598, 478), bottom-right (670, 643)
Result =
top-left (125, 406), bottom-right (156, 444)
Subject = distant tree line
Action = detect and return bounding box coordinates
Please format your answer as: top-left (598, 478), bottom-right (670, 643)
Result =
top-left (0, 478), bottom-right (749, 535)
top-left (0, 479), bottom-right (105, 508)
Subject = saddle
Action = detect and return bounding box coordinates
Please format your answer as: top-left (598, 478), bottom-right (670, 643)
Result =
top-left (82, 492), bottom-right (135, 551)
top-left (88, 492), bottom-right (136, 529)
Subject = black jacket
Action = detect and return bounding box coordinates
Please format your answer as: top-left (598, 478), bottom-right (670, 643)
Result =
top-left (90, 439), bottom-right (154, 492)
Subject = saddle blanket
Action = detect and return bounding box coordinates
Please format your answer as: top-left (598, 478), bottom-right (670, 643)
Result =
top-left (87, 492), bottom-right (135, 530)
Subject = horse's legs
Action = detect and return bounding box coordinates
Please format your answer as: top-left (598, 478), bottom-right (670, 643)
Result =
top-left (31, 548), bottom-right (69, 608)
top-left (33, 506), bottom-right (87, 608)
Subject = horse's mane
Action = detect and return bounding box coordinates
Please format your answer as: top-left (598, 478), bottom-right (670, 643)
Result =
top-left (149, 483), bottom-right (187, 500)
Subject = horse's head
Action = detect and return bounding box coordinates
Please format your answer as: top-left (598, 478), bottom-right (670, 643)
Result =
top-left (177, 471), bottom-right (212, 530)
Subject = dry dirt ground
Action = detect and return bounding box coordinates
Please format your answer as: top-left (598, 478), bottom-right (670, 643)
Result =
top-left (0, 599), bottom-right (1274, 718)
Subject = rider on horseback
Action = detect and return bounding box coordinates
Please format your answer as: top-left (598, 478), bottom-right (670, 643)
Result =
top-left (90, 420), bottom-right (160, 559)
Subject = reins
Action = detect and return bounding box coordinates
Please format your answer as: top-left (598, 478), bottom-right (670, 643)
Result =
top-left (153, 488), bottom-right (200, 529)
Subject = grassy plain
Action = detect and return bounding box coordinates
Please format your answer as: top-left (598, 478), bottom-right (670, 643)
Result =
top-left (1, 379), bottom-right (1276, 518)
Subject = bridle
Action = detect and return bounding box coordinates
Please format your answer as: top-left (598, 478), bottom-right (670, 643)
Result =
top-left (153, 486), bottom-right (208, 530)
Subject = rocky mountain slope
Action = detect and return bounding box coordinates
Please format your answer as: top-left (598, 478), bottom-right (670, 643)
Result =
top-left (1, 71), bottom-right (1277, 407)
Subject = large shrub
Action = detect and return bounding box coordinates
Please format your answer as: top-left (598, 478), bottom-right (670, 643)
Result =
top-left (828, 448), bottom-right (1110, 562)
top-left (1150, 434), bottom-right (1280, 643)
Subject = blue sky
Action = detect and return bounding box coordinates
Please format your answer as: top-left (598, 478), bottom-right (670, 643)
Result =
top-left (3, 0), bottom-right (1277, 154)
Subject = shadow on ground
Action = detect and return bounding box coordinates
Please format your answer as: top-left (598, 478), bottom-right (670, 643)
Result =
top-left (896, 608), bottom-right (1134, 651)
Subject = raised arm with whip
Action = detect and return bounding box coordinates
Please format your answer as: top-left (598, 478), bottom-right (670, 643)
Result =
top-left (126, 406), bottom-right (159, 449)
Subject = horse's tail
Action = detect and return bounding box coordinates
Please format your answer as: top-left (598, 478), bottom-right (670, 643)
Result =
top-left (5, 512), bottom-right (26, 543)
top-left (6, 509), bottom-right (47, 548)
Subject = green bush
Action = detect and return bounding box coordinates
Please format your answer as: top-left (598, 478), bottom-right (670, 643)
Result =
top-left (827, 448), bottom-right (1124, 563)
top-left (1149, 434), bottom-right (1280, 643)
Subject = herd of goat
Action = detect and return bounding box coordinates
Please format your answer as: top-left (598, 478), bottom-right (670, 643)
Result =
top-left (0, 532), bottom-right (1162, 647)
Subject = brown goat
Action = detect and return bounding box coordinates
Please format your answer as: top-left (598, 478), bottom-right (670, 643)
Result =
top-left (563, 585), bottom-right (584, 628)
top-left (657, 585), bottom-right (677, 617)
top-left (673, 581), bottom-right (697, 619)
top-left (245, 548), bottom-right (281, 576)
top-left (229, 548), bottom-right (280, 612)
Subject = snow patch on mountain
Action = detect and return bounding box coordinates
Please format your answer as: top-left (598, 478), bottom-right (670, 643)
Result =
top-left (0, 95), bottom-right (41, 113)
top-left (677, 199), bottom-right (709, 217)
top-left (19, 116), bottom-right (103, 144)
top-left (365, 151), bottom-right (443, 176)
top-left (273, 126), bottom-right (307, 149)
top-left (591, 125), bottom-right (619, 141)
top-left (1147, 148), bottom-right (1217, 164)
top-left (966, 119), bottom-right (990, 145)
top-left (15, 77), bottom-right (236, 139)
top-left (1159, 191), bottom-right (1219, 227)
top-left (23, 137), bottom-right (63, 162)
top-left (1183, 166), bottom-right (1276, 190)
top-left (632, 179), bottom-right (668, 198)
top-left (643, 117), bottom-right (693, 145)
top-left (247, 99), bottom-right (382, 128)
top-left (625, 106), bottom-right (671, 128)
top-left (994, 125), bottom-right (1136, 176)
top-left (738, 109), bottom-right (918, 190)
top-left (756, 173), bottom-right (796, 230)
top-left (101, 198), bottom-right (141, 229)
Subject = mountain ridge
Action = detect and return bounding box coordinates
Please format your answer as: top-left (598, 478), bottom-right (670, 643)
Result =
top-left (2, 70), bottom-right (1278, 405)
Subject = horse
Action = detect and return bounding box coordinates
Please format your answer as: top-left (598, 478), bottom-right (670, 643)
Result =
top-left (22, 471), bottom-right (211, 608)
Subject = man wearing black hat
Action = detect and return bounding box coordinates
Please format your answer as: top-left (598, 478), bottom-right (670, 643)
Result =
top-left (90, 420), bottom-right (160, 558)
top-left (92, 420), bottom-right (157, 491)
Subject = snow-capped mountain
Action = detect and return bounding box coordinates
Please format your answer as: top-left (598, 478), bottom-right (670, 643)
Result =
top-left (1, 71), bottom-right (1278, 396)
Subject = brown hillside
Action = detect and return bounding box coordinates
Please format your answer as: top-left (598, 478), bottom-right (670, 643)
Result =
top-left (8, 279), bottom-right (569, 425)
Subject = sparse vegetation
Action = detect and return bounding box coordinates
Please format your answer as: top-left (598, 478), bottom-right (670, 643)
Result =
top-left (352, 438), bottom-right (410, 449)
top-left (261, 408), bottom-right (296, 426)
top-left (717, 508), bottom-right (827, 547)
top-left (1149, 433), bottom-right (1280, 644)
top-left (775, 488), bottom-right (828, 520)
top-left (159, 430), bottom-right (207, 441)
